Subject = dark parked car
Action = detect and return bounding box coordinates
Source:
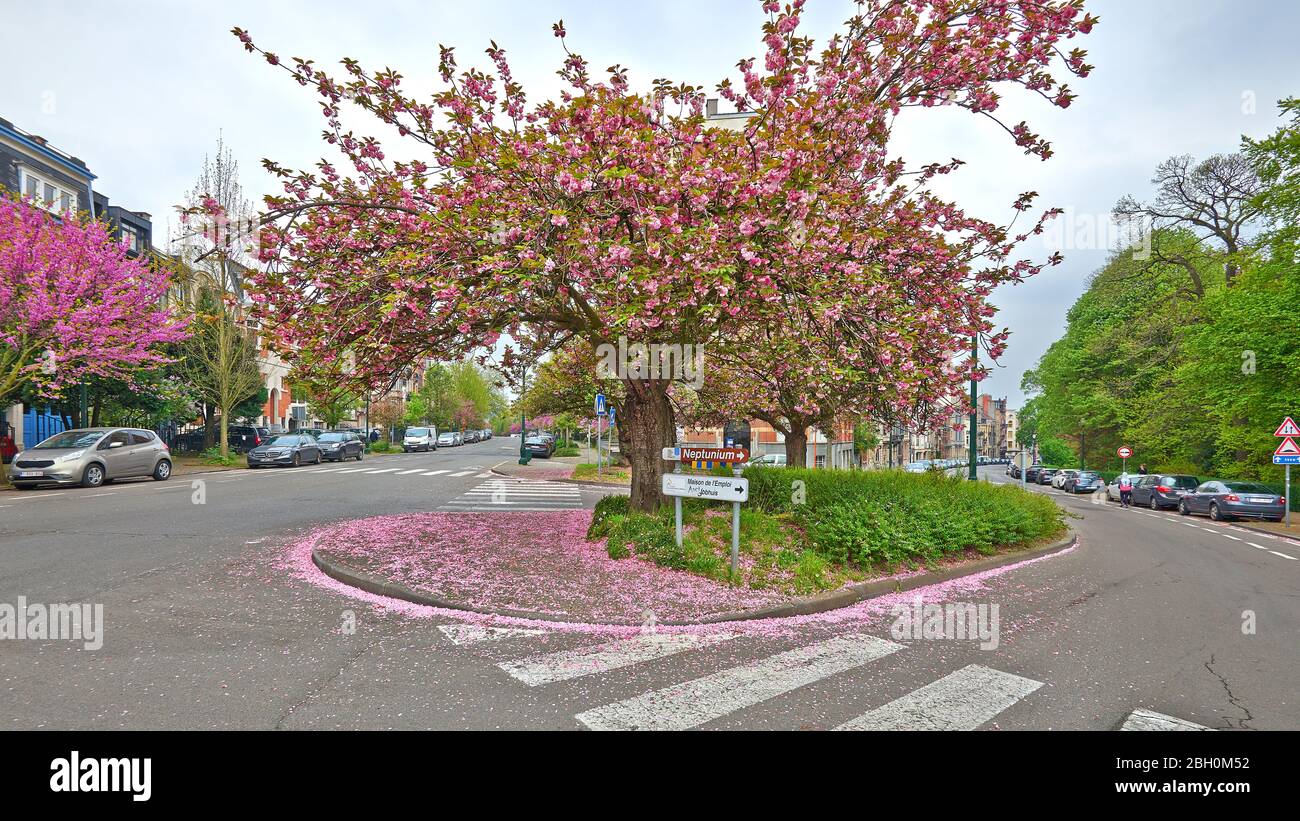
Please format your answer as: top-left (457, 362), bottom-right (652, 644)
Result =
top-left (1037, 468), bottom-right (1058, 485)
top-left (1132, 473), bottom-right (1199, 510)
top-left (317, 431), bottom-right (365, 462)
top-left (1064, 470), bottom-right (1103, 493)
top-left (464, 430), bottom-right (481, 444)
top-left (1180, 481), bottom-right (1287, 522)
top-left (1024, 464), bottom-right (1045, 483)
top-left (523, 436), bottom-right (553, 458)
top-left (247, 434), bottom-right (323, 468)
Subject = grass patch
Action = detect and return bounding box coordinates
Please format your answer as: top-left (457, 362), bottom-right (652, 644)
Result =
top-left (552, 445), bottom-right (580, 457)
top-left (367, 441), bottom-right (395, 453)
top-left (572, 463), bottom-right (632, 484)
top-left (200, 447), bottom-right (243, 467)
top-left (587, 467), bottom-right (1068, 595)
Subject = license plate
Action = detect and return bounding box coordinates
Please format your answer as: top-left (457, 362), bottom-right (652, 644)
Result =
top-left (1248, 496), bottom-right (1272, 504)
top-left (18, 471), bottom-right (42, 478)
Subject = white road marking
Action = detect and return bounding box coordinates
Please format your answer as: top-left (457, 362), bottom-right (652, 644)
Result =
top-left (85, 492), bottom-right (117, 498)
top-left (1269, 551), bottom-right (1297, 561)
top-left (448, 470), bottom-right (475, 477)
top-left (396, 469), bottom-right (426, 475)
top-left (835, 665), bottom-right (1042, 731)
top-left (1120, 709), bottom-right (1211, 731)
top-left (437, 624), bottom-right (549, 645)
top-left (422, 470), bottom-right (450, 476)
top-left (364, 468), bottom-right (400, 474)
top-left (1248, 542), bottom-right (1270, 550)
top-left (1222, 534), bottom-right (1241, 541)
top-left (575, 634), bottom-right (903, 731)
top-left (334, 468), bottom-right (372, 473)
top-left (501, 633), bottom-right (735, 686)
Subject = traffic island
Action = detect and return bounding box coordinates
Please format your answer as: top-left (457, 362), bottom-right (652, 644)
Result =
top-left (287, 508), bottom-right (1077, 629)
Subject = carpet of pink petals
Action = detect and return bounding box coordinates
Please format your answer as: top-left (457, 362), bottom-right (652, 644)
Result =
top-left (295, 509), bottom-right (790, 623)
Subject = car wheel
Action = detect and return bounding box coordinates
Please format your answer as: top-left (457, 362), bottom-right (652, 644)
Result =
top-left (1149, 496), bottom-right (1159, 510)
top-left (81, 463), bottom-right (105, 488)
top-left (315, 451), bottom-right (323, 465)
top-left (1179, 500), bottom-right (1189, 515)
top-left (356, 449), bottom-right (364, 461)
top-left (1209, 503), bottom-right (1225, 521)
top-left (292, 453), bottom-right (301, 468)
top-left (153, 460), bottom-right (172, 481)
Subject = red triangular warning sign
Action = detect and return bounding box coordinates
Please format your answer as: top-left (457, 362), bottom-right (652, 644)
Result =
top-left (1275, 417), bottom-right (1300, 437)
top-left (1276, 437), bottom-right (1300, 456)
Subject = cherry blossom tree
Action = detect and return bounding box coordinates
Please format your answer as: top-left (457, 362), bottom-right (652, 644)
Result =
top-left (232, 0), bottom-right (1096, 510)
top-left (0, 195), bottom-right (187, 413)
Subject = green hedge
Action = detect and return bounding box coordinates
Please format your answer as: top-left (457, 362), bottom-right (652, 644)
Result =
top-left (744, 466), bottom-right (1066, 568)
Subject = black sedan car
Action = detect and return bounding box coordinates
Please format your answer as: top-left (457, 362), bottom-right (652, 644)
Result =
top-left (247, 434), bottom-right (323, 468)
top-left (316, 431), bottom-right (365, 462)
top-left (1131, 473), bottom-right (1199, 510)
top-left (523, 436), bottom-right (553, 458)
top-left (1037, 467), bottom-right (1059, 485)
top-left (1064, 470), bottom-right (1104, 493)
top-left (1024, 464), bottom-right (1045, 483)
top-left (1179, 481), bottom-right (1287, 522)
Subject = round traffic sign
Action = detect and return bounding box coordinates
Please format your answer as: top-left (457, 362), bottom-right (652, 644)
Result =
top-left (1117, 446), bottom-right (1133, 459)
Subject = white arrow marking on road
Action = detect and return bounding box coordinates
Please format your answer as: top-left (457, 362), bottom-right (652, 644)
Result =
top-left (1120, 709), bottom-right (1211, 731)
top-left (500, 633), bottom-right (735, 687)
top-left (835, 665), bottom-right (1042, 731)
top-left (575, 634), bottom-right (903, 731)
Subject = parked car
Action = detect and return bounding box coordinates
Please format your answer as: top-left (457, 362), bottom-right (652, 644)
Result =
top-left (1025, 464), bottom-right (1045, 483)
top-left (1131, 473), bottom-right (1199, 510)
top-left (1179, 481), bottom-right (1287, 522)
top-left (403, 426), bottom-right (437, 453)
top-left (1053, 469), bottom-right (1078, 489)
top-left (452, 431), bottom-right (465, 446)
top-left (747, 453), bottom-right (788, 468)
top-left (247, 434), bottom-right (322, 468)
top-left (10, 428), bottom-right (172, 489)
top-left (523, 436), bottom-right (553, 458)
top-left (294, 427), bottom-right (326, 439)
top-left (1106, 474), bottom-right (1133, 503)
top-left (482, 429), bottom-right (492, 440)
top-left (317, 431), bottom-right (365, 462)
top-left (1065, 470), bottom-right (1103, 493)
top-left (904, 461), bottom-right (930, 473)
top-left (437, 432), bottom-right (457, 447)
top-left (1037, 468), bottom-right (1059, 485)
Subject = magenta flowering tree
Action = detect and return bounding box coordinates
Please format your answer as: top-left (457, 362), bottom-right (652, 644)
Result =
top-left (0, 196), bottom-right (188, 411)
top-left (233, 0), bottom-right (1095, 510)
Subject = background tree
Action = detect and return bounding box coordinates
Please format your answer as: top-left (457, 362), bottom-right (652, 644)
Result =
top-left (177, 280), bottom-right (263, 458)
top-left (234, 1), bottom-right (1095, 510)
top-left (369, 396), bottom-right (406, 441)
top-left (291, 375), bottom-right (357, 429)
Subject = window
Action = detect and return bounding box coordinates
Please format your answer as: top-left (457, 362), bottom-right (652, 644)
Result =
top-left (129, 431), bottom-right (155, 445)
top-left (17, 168), bottom-right (79, 215)
top-left (98, 431), bottom-right (131, 450)
top-left (120, 224), bottom-right (141, 253)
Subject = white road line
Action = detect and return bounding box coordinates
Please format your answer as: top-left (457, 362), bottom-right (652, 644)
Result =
top-left (575, 633), bottom-right (904, 731)
top-left (448, 470), bottom-right (475, 477)
top-left (422, 470), bottom-right (450, 476)
top-left (437, 624), bottom-right (550, 645)
top-left (1269, 551), bottom-right (1298, 561)
top-left (85, 492), bottom-right (117, 498)
top-left (1248, 542), bottom-right (1270, 550)
top-left (364, 468), bottom-right (400, 474)
top-left (396, 469), bottom-right (426, 475)
top-left (501, 633), bottom-right (734, 687)
top-left (335, 468), bottom-right (372, 473)
top-left (1222, 534), bottom-right (1241, 541)
top-left (1120, 709), bottom-right (1211, 731)
top-left (835, 665), bottom-right (1042, 731)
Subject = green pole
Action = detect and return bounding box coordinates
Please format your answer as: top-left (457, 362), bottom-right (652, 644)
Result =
top-left (518, 364), bottom-right (531, 465)
top-left (968, 335), bottom-right (978, 481)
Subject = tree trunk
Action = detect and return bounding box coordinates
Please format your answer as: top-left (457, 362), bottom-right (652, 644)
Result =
top-left (219, 412), bottom-right (230, 459)
top-left (784, 427), bottom-right (809, 468)
top-left (622, 379), bottom-right (674, 512)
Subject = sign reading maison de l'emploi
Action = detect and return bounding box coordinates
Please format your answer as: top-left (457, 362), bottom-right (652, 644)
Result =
top-left (662, 473), bottom-right (749, 502)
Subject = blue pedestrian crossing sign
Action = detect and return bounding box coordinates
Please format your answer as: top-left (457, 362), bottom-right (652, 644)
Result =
top-left (595, 393), bottom-right (606, 415)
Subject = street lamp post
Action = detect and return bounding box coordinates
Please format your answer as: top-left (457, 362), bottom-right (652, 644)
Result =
top-left (968, 334), bottom-right (978, 481)
top-left (518, 363), bottom-right (531, 465)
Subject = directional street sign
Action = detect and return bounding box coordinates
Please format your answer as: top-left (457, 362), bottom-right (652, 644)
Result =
top-left (1274, 417), bottom-right (1300, 437)
top-left (665, 446), bottom-right (749, 464)
top-left (662, 473), bottom-right (749, 502)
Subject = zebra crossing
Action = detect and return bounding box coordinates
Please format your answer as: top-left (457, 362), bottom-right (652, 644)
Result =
top-left (439, 624), bottom-right (1213, 731)
top-left (438, 477), bottom-right (586, 512)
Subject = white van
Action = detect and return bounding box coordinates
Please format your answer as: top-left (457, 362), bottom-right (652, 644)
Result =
top-left (403, 426), bottom-right (437, 452)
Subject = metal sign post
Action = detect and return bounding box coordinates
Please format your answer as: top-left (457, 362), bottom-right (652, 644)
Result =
top-left (662, 448), bottom-right (749, 575)
top-left (594, 393), bottom-right (606, 475)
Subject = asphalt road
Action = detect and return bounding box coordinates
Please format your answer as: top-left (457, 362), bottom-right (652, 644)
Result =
top-left (1, 458), bottom-right (1296, 730)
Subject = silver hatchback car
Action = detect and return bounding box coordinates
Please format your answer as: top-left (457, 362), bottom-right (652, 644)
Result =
top-left (9, 428), bottom-right (172, 489)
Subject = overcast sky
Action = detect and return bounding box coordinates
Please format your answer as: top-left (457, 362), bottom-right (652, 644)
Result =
top-left (4, 0), bottom-right (1298, 406)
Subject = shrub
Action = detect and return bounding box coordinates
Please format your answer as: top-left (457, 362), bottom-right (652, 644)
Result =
top-left (552, 446), bottom-right (580, 457)
top-left (587, 494), bottom-right (630, 539)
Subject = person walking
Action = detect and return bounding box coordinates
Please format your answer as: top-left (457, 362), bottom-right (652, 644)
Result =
top-left (1118, 474), bottom-right (1134, 508)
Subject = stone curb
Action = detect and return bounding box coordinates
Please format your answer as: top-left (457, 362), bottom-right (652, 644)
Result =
top-left (311, 528), bottom-right (1077, 628)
